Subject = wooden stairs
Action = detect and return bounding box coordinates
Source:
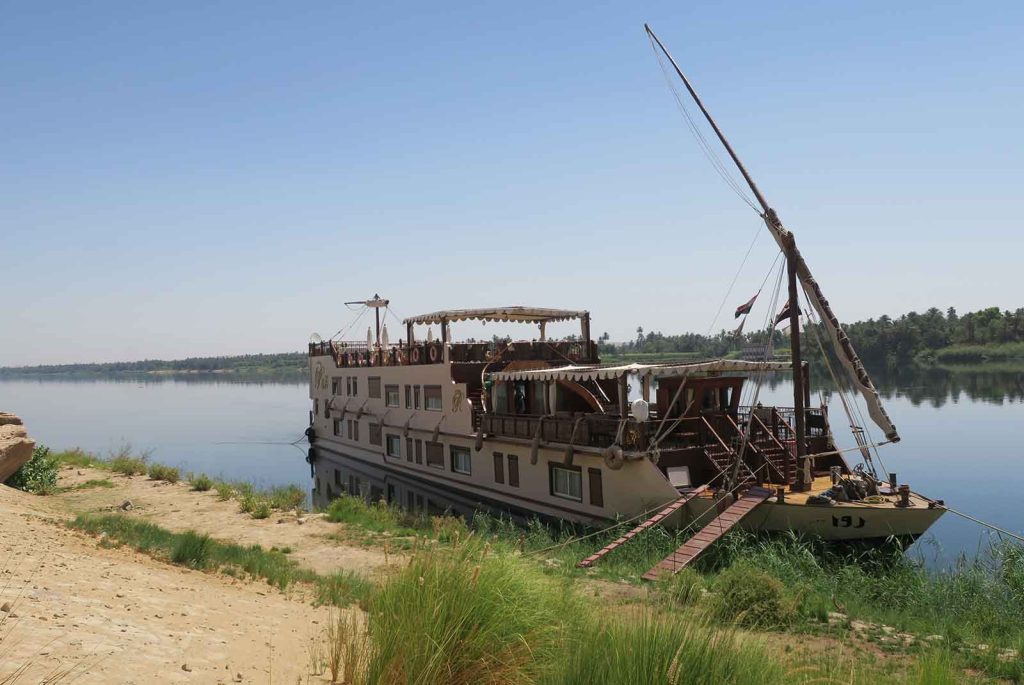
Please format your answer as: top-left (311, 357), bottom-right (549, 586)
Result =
top-left (641, 486), bottom-right (773, 581)
top-left (577, 485), bottom-right (708, 568)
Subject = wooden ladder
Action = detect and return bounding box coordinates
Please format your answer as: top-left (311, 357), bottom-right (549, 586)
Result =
top-left (577, 485), bottom-right (708, 568)
top-left (641, 486), bottom-right (773, 581)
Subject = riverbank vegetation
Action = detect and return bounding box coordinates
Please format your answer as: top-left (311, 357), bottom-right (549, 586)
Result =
top-left (10, 447), bottom-right (1021, 681)
top-left (599, 306), bottom-right (1024, 372)
top-left (0, 351), bottom-right (307, 382)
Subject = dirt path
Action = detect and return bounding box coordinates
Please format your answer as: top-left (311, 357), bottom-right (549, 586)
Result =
top-left (0, 468), bottom-right (391, 683)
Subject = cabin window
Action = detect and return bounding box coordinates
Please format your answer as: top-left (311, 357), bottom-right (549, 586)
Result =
top-left (702, 389), bottom-right (718, 411)
top-left (404, 385), bottom-right (412, 409)
top-left (348, 474), bottom-right (356, 495)
top-left (333, 419), bottom-right (341, 436)
top-left (450, 446), bottom-right (471, 475)
top-left (385, 385), bottom-right (400, 408)
top-left (493, 383), bottom-right (508, 413)
top-left (351, 377), bottom-right (358, 396)
top-left (387, 483), bottom-right (395, 503)
top-left (414, 386), bottom-right (421, 410)
top-left (507, 455), bottom-right (519, 488)
top-left (406, 491), bottom-right (414, 510)
top-left (345, 377), bottom-right (352, 396)
top-left (493, 452), bottom-right (504, 484)
top-left (314, 399), bottom-right (319, 416)
top-left (385, 434), bottom-right (401, 458)
top-left (369, 422), bottom-right (382, 446)
top-left (334, 469), bottom-right (341, 486)
top-left (550, 464), bottom-right (583, 502)
top-left (424, 386), bottom-right (443, 412)
top-left (368, 377), bottom-right (382, 399)
top-left (331, 378), bottom-right (340, 395)
top-left (425, 442), bottom-right (444, 469)
top-left (720, 387), bottom-right (732, 410)
top-left (531, 382), bottom-right (546, 414)
top-left (323, 400), bottom-right (330, 419)
top-left (415, 439), bottom-right (423, 464)
top-left (346, 420), bottom-right (353, 439)
top-left (588, 468), bottom-right (604, 507)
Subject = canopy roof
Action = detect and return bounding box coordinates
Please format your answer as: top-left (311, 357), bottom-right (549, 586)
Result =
top-left (487, 359), bottom-right (791, 383)
top-left (403, 307), bottom-right (588, 326)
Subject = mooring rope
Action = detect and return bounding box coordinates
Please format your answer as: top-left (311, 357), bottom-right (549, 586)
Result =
top-left (935, 504), bottom-right (1024, 544)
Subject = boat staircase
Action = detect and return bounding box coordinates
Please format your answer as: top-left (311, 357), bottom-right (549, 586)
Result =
top-left (577, 485), bottom-right (708, 569)
top-left (641, 486), bottom-right (773, 580)
top-left (701, 415), bottom-right (795, 487)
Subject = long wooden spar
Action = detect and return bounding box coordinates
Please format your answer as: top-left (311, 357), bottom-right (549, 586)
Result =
top-left (644, 24), bottom-right (899, 444)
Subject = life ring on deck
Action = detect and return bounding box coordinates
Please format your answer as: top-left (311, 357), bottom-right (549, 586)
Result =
top-left (568, 343), bottom-right (583, 361)
top-left (604, 444), bottom-right (625, 470)
top-left (428, 344), bottom-right (440, 363)
top-left (411, 346), bottom-right (422, 364)
top-left (346, 352), bottom-right (357, 367)
top-left (370, 350), bottom-right (380, 366)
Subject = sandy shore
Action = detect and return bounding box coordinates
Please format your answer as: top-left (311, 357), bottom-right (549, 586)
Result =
top-left (0, 467), bottom-right (386, 683)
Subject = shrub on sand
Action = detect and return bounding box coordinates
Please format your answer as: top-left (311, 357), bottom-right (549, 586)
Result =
top-left (188, 473), bottom-right (214, 491)
top-left (147, 463), bottom-right (180, 483)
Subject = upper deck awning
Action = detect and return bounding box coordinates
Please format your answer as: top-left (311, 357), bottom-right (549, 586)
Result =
top-left (487, 359), bottom-right (791, 383)
top-left (403, 307), bottom-right (588, 326)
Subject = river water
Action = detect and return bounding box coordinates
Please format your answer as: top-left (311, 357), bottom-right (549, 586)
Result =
top-left (1, 367), bottom-right (1021, 564)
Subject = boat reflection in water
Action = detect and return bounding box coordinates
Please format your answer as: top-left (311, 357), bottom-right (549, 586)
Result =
top-left (309, 448), bottom-right (535, 525)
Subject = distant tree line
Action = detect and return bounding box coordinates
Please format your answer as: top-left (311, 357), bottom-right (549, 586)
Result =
top-left (0, 352), bottom-right (307, 379)
top-left (598, 306), bottom-right (1024, 370)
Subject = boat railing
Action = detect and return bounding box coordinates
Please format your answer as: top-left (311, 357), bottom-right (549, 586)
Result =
top-left (478, 411), bottom-right (647, 450)
top-left (309, 339), bottom-right (599, 368)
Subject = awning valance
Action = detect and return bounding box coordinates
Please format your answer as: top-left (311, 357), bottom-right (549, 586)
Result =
top-left (403, 307), bottom-right (588, 326)
top-left (487, 359), bottom-right (791, 383)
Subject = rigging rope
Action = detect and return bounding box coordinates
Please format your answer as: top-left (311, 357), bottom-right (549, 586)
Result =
top-left (705, 219), bottom-right (766, 337)
top-left (329, 306), bottom-right (369, 342)
top-left (647, 35), bottom-right (759, 213)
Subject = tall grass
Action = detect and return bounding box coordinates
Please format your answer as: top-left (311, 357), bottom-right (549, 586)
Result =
top-left (546, 612), bottom-right (783, 685)
top-left (364, 538), bottom-right (573, 684)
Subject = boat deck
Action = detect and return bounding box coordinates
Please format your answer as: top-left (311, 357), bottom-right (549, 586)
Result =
top-left (704, 475), bottom-right (935, 509)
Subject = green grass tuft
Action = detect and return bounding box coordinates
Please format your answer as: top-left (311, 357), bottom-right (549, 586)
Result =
top-left (147, 463), bottom-right (180, 483)
top-left (170, 530), bottom-right (212, 568)
top-left (188, 473), bottom-right (213, 491)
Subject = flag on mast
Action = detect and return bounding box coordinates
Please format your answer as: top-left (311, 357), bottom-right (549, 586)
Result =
top-left (734, 293), bottom-right (758, 319)
top-left (732, 316), bottom-right (746, 338)
top-left (773, 300), bottom-right (795, 327)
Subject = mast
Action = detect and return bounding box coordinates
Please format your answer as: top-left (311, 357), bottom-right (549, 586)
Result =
top-left (645, 24), bottom-right (899, 444)
top-left (345, 295), bottom-right (390, 345)
top-left (785, 236), bottom-right (809, 490)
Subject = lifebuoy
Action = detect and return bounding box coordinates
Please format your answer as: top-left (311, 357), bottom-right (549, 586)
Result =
top-left (428, 344), bottom-right (440, 363)
top-left (568, 343), bottom-right (582, 361)
top-left (370, 350), bottom-right (380, 366)
top-left (411, 346), bottom-right (422, 364)
top-left (347, 352), bottom-right (357, 367)
top-left (604, 444), bottom-right (624, 470)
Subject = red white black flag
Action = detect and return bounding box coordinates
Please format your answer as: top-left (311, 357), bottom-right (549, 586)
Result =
top-left (773, 300), bottom-right (795, 326)
top-left (734, 293), bottom-right (757, 319)
top-left (732, 317), bottom-right (746, 338)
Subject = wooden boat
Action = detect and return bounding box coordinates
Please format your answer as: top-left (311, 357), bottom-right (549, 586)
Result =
top-left (304, 27), bottom-right (944, 561)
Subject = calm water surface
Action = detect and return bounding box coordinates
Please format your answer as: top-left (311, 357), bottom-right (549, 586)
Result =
top-left (1, 368), bottom-right (1021, 564)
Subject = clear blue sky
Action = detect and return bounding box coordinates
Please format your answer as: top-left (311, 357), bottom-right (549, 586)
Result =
top-left (2, 1), bottom-right (1021, 366)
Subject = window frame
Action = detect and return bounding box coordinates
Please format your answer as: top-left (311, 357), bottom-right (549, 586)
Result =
top-left (369, 422), bottom-right (382, 446)
top-left (425, 441), bottom-right (444, 469)
top-left (368, 376), bottom-right (382, 399)
top-left (550, 463), bottom-right (583, 502)
top-left (450, 445), bottom-right (471, 475)
top-left (385, 433), bottom-right (402, 459)
top-left (385, 384), bottom-right (400, 408)
top-left (588, 467), bottom-right (604, 507)
top-left (424, 385), bottom-right (443, 412)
